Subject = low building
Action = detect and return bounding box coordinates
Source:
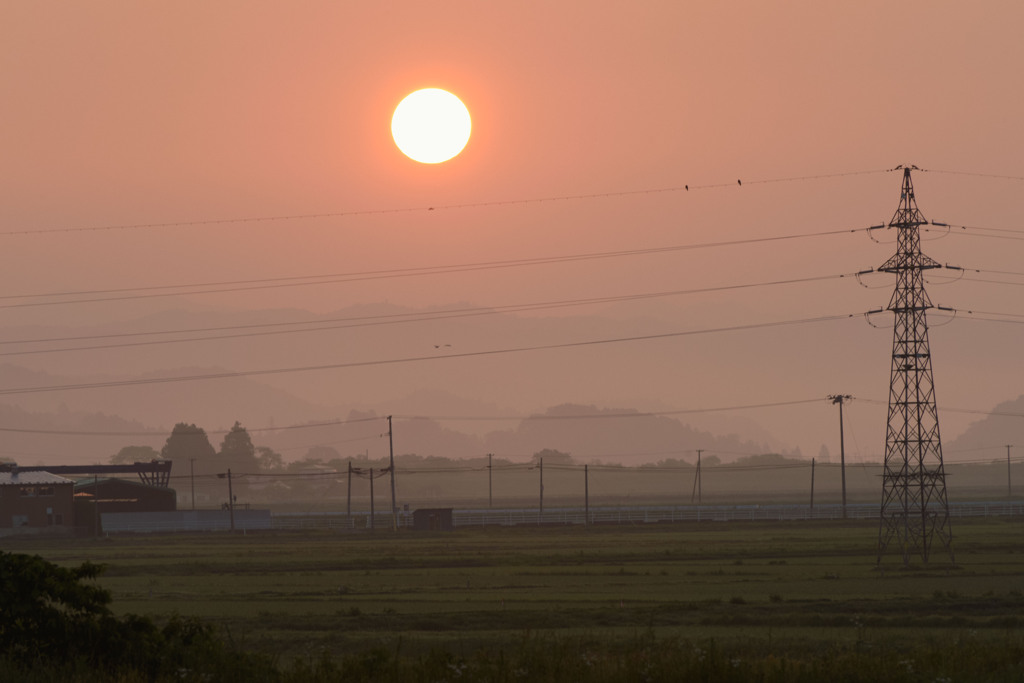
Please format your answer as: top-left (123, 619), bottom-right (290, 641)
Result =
top-left (74, 478), bottom-right (177, 514)
top-left (0, 470), bottom-right (75, 535)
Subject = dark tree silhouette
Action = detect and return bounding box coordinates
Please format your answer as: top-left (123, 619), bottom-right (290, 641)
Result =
top-left (531, 448), bottom-right (574, 465)
top-left (256, 446), bottom-right (284, 471)
top-left (160, 423), bottom-right (216, 463)
top-left (218, 421), bottom-right (259, 474)
top-left (109, 444), bottom-right (160, 465)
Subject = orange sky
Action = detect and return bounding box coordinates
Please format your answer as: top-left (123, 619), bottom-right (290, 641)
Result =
top-left (0, 2), bottom-right (1022, 461)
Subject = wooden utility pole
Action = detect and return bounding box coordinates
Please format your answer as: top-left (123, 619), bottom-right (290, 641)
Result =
top-left (829, 394), bottom-right (852, 518)
top-left (488, 453), bottom-right (493, 508)
top-left (94, 474), bottom-right (99, 537)
top-left (189, 458), bottom-right (196, 511)
top-left (584, 464), bottom-right (589, 527)
top-left (810, 457), bottom-right (816, 510)
top-left (369, 467), bottom-right (375, 533)
top-left (539, 457), bottom-right (544, 522)
top-left (225, 469), bottom-right (235, 532)
top-left (387, 416), bottom-right (397, 530)
top-left (347, 461), bottom-right (353, 523)
top-left (1008, 445), bottom-right (1013, 498)
top-left (691, 450), bottom-right (703, 504)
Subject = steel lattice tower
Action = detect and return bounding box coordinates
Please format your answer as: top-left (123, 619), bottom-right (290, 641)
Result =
top-left (877, 166), bottom-right (954, 566)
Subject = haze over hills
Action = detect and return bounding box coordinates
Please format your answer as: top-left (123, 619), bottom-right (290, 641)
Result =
top-left (0, 301), bottom-right (1019, 468)
top-left (3, 1), bottom-right (1023, 509)
top-left (0, 396), bottom-right (792, 469)
top-left (944, 395), bottom-right (1024, 462)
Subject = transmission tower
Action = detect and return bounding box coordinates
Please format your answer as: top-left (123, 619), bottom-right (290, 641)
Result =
top-left (876, 166), bottom-right (954, 566)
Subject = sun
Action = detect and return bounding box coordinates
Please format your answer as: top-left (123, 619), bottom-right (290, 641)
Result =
top-left (391, 88), bottom-right (471, 164)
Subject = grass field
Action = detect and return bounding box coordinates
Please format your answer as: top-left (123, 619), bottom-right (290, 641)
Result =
top-left (5, 517), bottom-right (1024, 680)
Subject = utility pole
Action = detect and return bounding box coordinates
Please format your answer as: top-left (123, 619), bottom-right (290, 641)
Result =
top-left (691, 450), bottom-right (703, 504)
top-left (584, 464), bottom-right (590, 527)
top-left (539, 457), bottom-right (544, 522)
top-left (1008, 445), bottom-right (1013, 498)
top-left (189, 458), bottom-right (196, 511)
top-left (387, 416), bottom-right (398, 531)
top-left (828, 394), bottom-right (852, 518)
top-left (810, 457), bottom-right (815, 510)
top-left (347, 461), bottom-right (353, 523)
top-left (216, 469), bottom-right (235, 532)
top-left (369, 467), bottom-right (375, 533)
top-left (877, 166), bottom-right (953, 565)
top-left (488, 453), bottom-right (493, 508)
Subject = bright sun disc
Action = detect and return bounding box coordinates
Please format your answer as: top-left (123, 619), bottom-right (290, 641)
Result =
top-left (391, 88), bottom-right (471, 164)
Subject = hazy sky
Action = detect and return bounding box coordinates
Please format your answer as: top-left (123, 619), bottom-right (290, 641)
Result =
top-left (1, 3), bottom-right (1022, 462)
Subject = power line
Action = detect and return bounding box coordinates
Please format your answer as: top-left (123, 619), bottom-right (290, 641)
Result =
top-left (0, 227), bottom-right (868, 311)
top-left (934, 264), bottom-right (1024, 280)
top-left (958, 275), bottom-right (1024, 288)
top-left (858, 396), bottom-right (1024, 419)
top-left (269, 433), bottom-right (386, 455)
top-left (0, 398), bottom-right (825, 440)
top-left (393, 398), bottom-right (824, 423)
top-left (0, 414), bottom-right (386, 438)
top-left (870, 220), bottom-right (1024, 241)
top-left (922, 223), bottom-right (1024, 242)
top-left (0, 272), bottom-right (855, 357)
top-left (863, 307), bottom-right (1024, 329)
top-left (863, 264), bottom-right (1024, 292)
top-left (0, 168), bottom-right (895, 238)
top-left (164, 453), bottom-right (1024, 483)
top-left (957, 309), bottom-right (1024, 322)
top-left (920, 168), bottom-right (1024, 182)
top-left (0, 312), bottom-right (859, 397)
top-left (929, 308), bottom-right (1024, 325)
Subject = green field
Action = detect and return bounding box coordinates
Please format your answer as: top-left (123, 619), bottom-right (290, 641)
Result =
top-left (5, 517), bottom-right (1024, 681)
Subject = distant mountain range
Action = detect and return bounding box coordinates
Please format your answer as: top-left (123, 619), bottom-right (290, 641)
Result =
top-left (0, 301), bottom-right (1018, 467)
top-left (943, 395), bottom-right (1024, 462)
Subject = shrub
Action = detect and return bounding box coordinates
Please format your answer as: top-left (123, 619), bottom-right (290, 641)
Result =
top-left (0, 551), bottom-right (272, 681)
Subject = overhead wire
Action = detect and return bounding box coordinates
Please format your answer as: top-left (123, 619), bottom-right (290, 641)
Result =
top-left (928, 308), bottom-right (1024, 325)
top-left (0, 168), bottom-right (896, 237)
top-left (0, 312), bottom-right (860, 398)
top-left (958, 275), bottom-right (1024, 288)
top-left (165, 452), bottom-right (1024, 482)
top-left (393, 398), bottom-right (825, 423)
top-left (857, 396), bottom-right (1024, 419)
top-left (0, 272), bottom-right (865, 357)
top-left (3, 165), bottom-right (1018, 472)
top-left (922, 223), bottom-right (1024, 242)
top-left (861, 263), bottom-right (1024, 289)
top-left (0, 397), bottom-right (829, 440)
top-left (920, 168), bottom-right (1024, 182)
top-left (0, 414), bottom-right (386, 438)
top-left (0, 226), bottom-right (872, 311)
top-left (869, 220), bottom-right (1024, 242)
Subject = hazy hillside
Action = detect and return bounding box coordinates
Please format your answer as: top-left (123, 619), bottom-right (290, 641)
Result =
top-left (0, 300), bottom-right (1019, 467)
top-left (943, 395), bottom-right (1024, 462)
top-left (0, 362), bottom-right (333, 436)
top-left (0, 402), bottom-right (161, 467)
top-left (479, 403), bottom-right (787, 464)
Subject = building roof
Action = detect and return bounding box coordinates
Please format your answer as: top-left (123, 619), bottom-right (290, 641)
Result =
top-left (74, 477), bottom-right (175, 493)
top-left (0, 471), bottom-right (74, 486)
